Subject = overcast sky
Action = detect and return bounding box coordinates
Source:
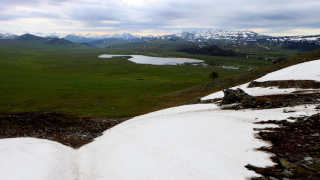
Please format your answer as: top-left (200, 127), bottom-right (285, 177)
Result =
top-left (1, 0), bottom-right (320, 36)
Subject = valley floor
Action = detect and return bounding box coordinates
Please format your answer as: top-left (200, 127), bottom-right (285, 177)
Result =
top-left (1, 60), bottom-right (320, 179)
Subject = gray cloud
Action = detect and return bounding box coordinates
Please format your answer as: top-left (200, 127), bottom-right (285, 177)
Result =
top-left (1, 0), bottom-right (320, 35)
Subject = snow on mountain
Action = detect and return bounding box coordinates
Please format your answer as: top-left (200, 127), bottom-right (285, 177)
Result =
top-left (1, 30), bottom-right (319, 44)
top-left (1, 60), bottom-right (320, 180)
top-left (176, 29), bottom-right (264, 41)
top-left (45, 32), bottom-right (68, 38)
top-left (0, 32), bottom-right (18, 39)
top-left (176, 29), bottom-right (320, 44)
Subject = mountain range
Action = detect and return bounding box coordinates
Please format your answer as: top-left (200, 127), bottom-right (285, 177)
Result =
top-left (1, 29), bottom-right (319, 44)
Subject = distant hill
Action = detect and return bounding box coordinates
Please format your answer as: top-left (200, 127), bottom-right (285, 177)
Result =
top-left (177, 45), bottom-right (238, 57)
top-left (15, 33), bottom-right (74, 45)
top-left (15, 33), bottom-right (44, 40)
top-left (0, 34), bottom-right (91, 49)
top-left (44, 38), bottom-right (74, 45)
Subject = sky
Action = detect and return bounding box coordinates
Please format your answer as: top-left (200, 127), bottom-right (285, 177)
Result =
top-left (1, 0), bottom-right (320, 36)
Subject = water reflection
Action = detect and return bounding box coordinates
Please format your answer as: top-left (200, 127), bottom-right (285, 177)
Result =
top-left (99, 55), bottom-right (204, 65)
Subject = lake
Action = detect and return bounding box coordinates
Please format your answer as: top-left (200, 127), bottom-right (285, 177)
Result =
top-left (98, 55), bottom-right (205, 65)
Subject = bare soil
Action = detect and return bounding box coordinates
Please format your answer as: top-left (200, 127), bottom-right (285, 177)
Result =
top-left (248, 80), bottom-right (320, 89)
top-left (0, 112), bottom-right (130, 148)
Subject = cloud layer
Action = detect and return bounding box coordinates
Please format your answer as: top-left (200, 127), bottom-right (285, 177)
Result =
top-left (1, 0), bottom-right (320, 35)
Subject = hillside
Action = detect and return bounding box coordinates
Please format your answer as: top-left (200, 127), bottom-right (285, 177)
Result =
top-left (0, 49), bottom-right (319, 179)
top-left (177, 45), bottom-right (238, 57)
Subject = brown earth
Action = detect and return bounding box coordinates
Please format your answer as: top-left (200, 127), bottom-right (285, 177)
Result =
top-left (0, 112), bottom-right (130, 148)
top-left (246, 112), bottom-right (320, 180)
top-left (248, 80), bottom-right (320, 89)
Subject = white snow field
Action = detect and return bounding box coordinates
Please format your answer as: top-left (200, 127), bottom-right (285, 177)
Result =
top-left (0, 60), bottom-right (320, 180)
top-left (202, 60), bottom-right (320, 100)
top-left (0, 138), bottom-right (75, 180)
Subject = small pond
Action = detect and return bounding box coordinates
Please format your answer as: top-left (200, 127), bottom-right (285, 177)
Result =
top-left (98, 55), bottom-right (205, 65)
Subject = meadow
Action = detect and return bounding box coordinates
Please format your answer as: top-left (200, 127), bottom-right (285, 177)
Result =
top-left (0, 39), bottom-right (263, 118)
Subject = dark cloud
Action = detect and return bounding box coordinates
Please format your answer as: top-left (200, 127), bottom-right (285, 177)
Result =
top-left (1, 0), bottom-right (320, 35)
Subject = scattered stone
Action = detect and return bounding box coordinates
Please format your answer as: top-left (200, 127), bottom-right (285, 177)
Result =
top-left (254, 134), bottom-right (260, 138)
top-left (304, 157), bottom-right (313, 161)
top-left (249, 113), bottom-right (320, 179)
top-left (279, 158), bottom-right (294, 169)
top-left (269, 176), bottom-right (278, 180)
top-left (282, 169), bottom-right (293, 176)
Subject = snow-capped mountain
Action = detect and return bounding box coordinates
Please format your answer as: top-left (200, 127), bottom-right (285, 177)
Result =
top-left (265, 35), bottom-right (320, 45)
top-left (1, 30), bottom-right (319, 44)
top-left (176, 29), bottom-right (269, 41)
top-left (176, 29), bottom-right (320, 44)
top-left (0, 32), bottom-right (18, 39)
top-left (63, 33), bottom-right (145, 43)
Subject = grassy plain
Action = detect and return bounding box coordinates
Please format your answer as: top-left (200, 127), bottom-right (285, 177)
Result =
top-left (0, 39), bottom-right (255, 118)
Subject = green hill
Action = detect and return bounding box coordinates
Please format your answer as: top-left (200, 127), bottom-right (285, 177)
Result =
top-left (0, 34), bottom-right (90, 49)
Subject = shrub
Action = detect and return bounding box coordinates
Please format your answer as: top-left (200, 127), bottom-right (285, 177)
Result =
top-left (209, 71), bottom-right (219, 82)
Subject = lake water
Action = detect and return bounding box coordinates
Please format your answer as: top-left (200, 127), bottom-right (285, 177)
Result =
top-left (98, 55), bottom-right (205, 65)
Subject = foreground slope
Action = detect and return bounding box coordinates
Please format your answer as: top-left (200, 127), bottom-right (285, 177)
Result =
top-left (0, 60), bottom-right (319, 180)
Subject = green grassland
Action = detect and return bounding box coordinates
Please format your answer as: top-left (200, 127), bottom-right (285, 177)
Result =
top-left (1, 36), bottom-right (318, 118)
top-left (0, 39), bottom-right (253, 118)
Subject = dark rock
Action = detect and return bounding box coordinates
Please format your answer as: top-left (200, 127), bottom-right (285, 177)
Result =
top-left (279, 158), bottom-right (295, 169)
top-left (269, 176), bottom-right (278, 180)
top-left (282, 170), bottom-right (293, 176)
top-left (241, 94), bottom-right (256, 103)
top-left (221, 88), bottom-right (255, 104)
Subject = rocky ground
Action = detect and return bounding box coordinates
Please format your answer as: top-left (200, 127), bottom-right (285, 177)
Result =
top-left (202, 80), bottom-right (320, 180)
top-left (247, 113), bottom-right (320, 180)
top-left (0, 112), bottom-right (130, 148)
